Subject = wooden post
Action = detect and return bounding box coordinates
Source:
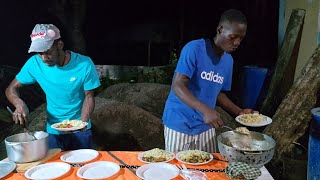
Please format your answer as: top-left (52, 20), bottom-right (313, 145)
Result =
top-left (261, 9), bottom-right (305, 116)
top-left (264, 47), bottom-right (320, 163)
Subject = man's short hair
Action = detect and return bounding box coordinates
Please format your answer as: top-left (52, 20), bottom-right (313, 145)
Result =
top-left (219, 9), bottom-right (247, 25)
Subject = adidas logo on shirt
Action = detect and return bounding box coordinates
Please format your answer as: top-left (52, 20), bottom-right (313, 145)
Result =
top-left (200, 71), bottom-right (224, 84)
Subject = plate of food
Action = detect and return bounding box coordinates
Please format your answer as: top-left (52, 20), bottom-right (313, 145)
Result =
top-left (235, 113), bottom-right (272, 127)
top-left (175, 150), bottom-right (213, 165)
top-left (51, 120), bottom-right (88, 132)
top-left (138, 148), bottom-right (175, 163)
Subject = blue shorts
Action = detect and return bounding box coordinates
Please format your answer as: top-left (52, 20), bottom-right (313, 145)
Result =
top-left (48, 129), bottom-right (93, 151)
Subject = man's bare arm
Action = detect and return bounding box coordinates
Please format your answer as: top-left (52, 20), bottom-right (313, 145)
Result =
top-left (217, 92), bottom-right (256, 116)
top-left (5, 78), bottom-right (29, 126)
top-left (81, 90), bottom-right (95, 122)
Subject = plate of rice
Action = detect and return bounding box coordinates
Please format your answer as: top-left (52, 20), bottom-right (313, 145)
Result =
top-left (175, 150), bottom-right (213, 165)
top-left (235, 113), bottom-right (272, 127)
top-left (138, 148), bottom-right (175, 163)
top-left (51, 120), bottom-right (88, 132)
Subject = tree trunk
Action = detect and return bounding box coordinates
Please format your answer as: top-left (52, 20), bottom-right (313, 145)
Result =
top-left (264, 47), bottom-right (320, 164)
top-left (70, 0), bottom-right (86, 54)
top-left (50, 0), bottom-right (86, 53)
top-left (261, 9), bottom-right (305, 116)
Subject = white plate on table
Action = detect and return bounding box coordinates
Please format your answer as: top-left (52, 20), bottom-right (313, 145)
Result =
top-left (77, 161), bottom-right (120, 179)
top-left (60, 149), bottom-right (99, 164)
top-left (136, 162), bottom-right (179, 180)
top-left (24, 162), bottom-right (71, 180)
top-left (235, 114), bottom-right (272, 127)
top-left (138, 151), bottom-right (175, 163)
top-left (175, 151), bottom-right (213, 166)
top-left (51, 121), bottom-right (88, 132)
top-left (0, 160), bottom-right (16, 178)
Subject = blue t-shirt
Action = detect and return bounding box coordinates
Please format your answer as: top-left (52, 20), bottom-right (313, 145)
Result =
top-left (162, 39), bottom-right (233, 134)
top-left (16, 51), bottom-right (101, 134)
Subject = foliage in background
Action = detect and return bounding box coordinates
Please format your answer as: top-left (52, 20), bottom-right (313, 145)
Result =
top-left (95, 50), bottom-right (179, 95)
top-left (169, 49), bottom-right (178, 67)
top-left (95, 76), bottom-right (129, 95)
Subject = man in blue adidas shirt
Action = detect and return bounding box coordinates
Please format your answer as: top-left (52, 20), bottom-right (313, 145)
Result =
top-left (5, 24), bottom-right (101, 150)
top-left (163, 9), bottom-right (256, 152)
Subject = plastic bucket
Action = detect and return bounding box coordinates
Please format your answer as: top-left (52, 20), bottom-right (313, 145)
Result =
top-left (240, 66), bottom-right (268, 109)
top-left (308, 107), bottom-right (320, 180)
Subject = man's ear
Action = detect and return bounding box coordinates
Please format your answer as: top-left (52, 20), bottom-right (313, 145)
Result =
top-left (217, 25), bottom-right (223, 34)
top-left (57, 40), bottom-right (64, 50)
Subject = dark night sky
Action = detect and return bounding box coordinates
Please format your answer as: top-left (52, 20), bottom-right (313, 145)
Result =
top-left (0, 0), bottom-right (279, 68)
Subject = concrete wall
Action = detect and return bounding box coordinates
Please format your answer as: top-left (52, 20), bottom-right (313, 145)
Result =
top-left (281, 0), bottom-right (319, 80)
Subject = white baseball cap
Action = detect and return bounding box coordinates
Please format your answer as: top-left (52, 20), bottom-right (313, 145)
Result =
top-left (28, 24), bottom-right (61, 53)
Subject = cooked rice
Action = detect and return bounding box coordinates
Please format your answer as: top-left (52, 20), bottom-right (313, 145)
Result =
top-left (239, 113), bottom-right (264, 124)
top-left (234, 127), bottom-right (250, 135)
top-left (60, 120), bottom-right (86, 127)
top-left (142, 148), bottom-right (173, 162)
top-left (178, 150), bottom-right (210, 163)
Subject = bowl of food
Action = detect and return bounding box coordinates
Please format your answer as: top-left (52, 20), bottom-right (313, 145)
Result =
top-left (217, 131), bottom-right (276, 167)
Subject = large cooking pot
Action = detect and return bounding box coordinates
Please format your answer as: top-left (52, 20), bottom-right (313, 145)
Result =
top-left (5, 131), bottom-right (49, 163)
top-left (217, 131), bottom-right (276, 167)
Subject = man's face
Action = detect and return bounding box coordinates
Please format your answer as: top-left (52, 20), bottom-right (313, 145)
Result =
top-left (37, 44), bottom-right (60, 66)
top-left (217, 22), bottom-right (247, 53)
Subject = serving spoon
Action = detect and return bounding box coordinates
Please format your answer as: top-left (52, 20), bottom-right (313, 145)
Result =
top-left (192, 115), bottom-right (250, 135)
top-left (7, 106), bottom-right (37, 141)
top-left (222, 125), bottom-right (250, 135)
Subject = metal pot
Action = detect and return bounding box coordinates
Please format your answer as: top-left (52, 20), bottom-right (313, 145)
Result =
top-left (5, 131), bottom-right (49, 163)
top-left (217, 131), bottom-right (276, 167)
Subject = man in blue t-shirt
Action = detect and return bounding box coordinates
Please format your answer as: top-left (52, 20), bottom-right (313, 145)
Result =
top-left (5, 24), bottom-right (101, 151)
top-left (163, 9), bottom-right (256, 152)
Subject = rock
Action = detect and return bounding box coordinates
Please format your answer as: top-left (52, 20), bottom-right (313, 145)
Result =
top-left (97, 83), bottom-right (170, 118)
top-left (91, 97), bottom-right (164, 151)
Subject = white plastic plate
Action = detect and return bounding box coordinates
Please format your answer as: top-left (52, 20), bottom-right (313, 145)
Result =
top-left (24, 162), bottom-right (71, 180)
top-left (136, 162), bottom-right (179, 180)
top-left (77, 161), bottom-right (120, 180)
top-left (0, 160), bottom-right (16, 178)
top-left (51, 122), bottom-right (88, 132)
top-left (60, 149), bottom-right (99, 164)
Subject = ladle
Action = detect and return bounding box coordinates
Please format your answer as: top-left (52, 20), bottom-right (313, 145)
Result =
top-left (7, 106), bottom-right (37, 141)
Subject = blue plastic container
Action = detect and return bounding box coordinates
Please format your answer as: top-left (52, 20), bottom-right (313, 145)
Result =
top-left (240, 66), bottom-right (268, 109)
top-left (308, 107), bottom-right (320, 180)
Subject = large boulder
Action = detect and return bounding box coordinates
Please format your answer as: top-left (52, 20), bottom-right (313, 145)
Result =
top-left (91, 97), bottom-right (164, 151)
top-left (97, 83), bottom-right (170, 118)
